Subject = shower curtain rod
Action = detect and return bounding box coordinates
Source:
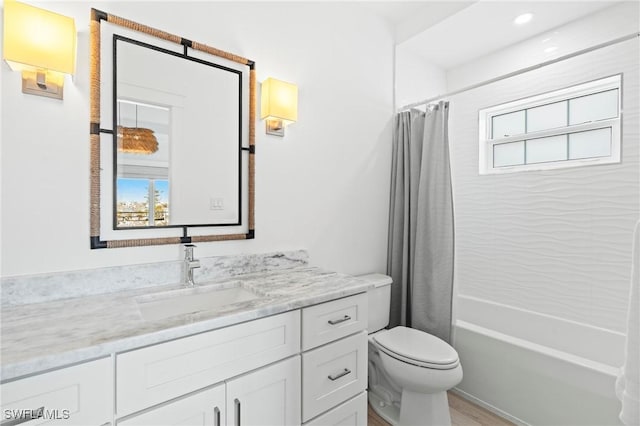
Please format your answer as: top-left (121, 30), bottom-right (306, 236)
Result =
top-left (397, 32), bottom-right (640, 112)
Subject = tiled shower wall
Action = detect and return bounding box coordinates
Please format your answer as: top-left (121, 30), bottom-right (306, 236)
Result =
top-left (449, 38), bottom-right (639, 333)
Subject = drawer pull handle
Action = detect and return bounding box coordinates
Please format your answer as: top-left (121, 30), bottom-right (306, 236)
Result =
top-left (328, 368), bottom-right (351, 381)
top-left (214, 406), bottom-right (220, 426)
top-left (234, 398), bottom-right (241, 426)
top-left (328, 315), bottom-right (351, 325)
top-left (1, 406), bottom-right (44, 426)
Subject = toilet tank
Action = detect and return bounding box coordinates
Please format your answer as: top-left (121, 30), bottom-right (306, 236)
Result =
top-left (358, 273), bottom-right (392, 332)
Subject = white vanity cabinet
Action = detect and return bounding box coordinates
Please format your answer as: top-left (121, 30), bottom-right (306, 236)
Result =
top-left (116, 310), bottom-right (300, 417)
top-left (118, 384), bottom-right (226, 426)
top-left (116, 310), bottom-right (301, 426)
top-left (119, 356), bottom-right (300, 426)
top-left (301, 293), bottom-right (368, 351)
top-left (0, 358), bottom-right (112, 426)
top-left (300, 294), bottom-right (368, 425)
top-left (2, 290), bottom-right (369, 426)
top-left (304, 393), bottom-right (368, 426)
top-left (226, 356), bottom-right (301, 426)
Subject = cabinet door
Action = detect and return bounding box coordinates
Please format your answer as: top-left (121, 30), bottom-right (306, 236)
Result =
top-left (226, 356), bottom-right (301, 426)
top-left (0, 358), bottom-right (112, 426)
top-left (118, 384), bottom-right (225, 426)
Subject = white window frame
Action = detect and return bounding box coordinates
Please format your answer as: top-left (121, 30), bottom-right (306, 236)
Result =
top-left (479, 74), bottom-right (622, 175)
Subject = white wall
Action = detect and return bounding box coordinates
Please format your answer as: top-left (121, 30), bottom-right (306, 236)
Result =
top-left (0, 2), bottom-right (394, 277)
top-left (394, 46), bottom-right (446, 109)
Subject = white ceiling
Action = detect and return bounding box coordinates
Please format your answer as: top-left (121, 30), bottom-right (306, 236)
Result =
top-left (366, 1), bottom-right (619, 69)
top-left (359, 1), bottom-right (476, 42)
top-left (359, 1), bottom-right (437, 26)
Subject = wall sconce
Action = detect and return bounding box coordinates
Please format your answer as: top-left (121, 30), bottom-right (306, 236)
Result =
top-left (3, 0), bottom-right (76, 100)
top-left (260, 77), bottom-right (298, 137)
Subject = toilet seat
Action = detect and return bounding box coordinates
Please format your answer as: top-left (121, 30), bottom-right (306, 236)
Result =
top-left (373, 326), bottom-right (460, 370)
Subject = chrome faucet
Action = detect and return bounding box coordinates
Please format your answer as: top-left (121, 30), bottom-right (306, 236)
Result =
top-left (182, 244), bottom-right (200, 287)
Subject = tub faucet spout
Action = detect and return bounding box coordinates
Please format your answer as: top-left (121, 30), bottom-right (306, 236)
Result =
top-left (183, 244), bottom-right (200, 287)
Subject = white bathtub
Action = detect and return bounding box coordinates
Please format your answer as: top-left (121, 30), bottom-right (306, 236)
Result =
top-left (453, 295), bottom-right (625, 426)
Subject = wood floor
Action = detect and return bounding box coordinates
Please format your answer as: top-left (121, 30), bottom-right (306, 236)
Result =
top-left (367, 391), bottom-right (515, 426)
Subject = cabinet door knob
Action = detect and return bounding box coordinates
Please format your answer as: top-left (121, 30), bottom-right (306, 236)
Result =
top-left (214, 406), bottom-right (220, 426)
top-left (328, 315), bottom-right (351, 325)
top-left (234, 398), bottom-right (241, 426)
top-left (328, 368), bottom-right (351, 381)
top-left (1, 407), bottom-right (44, 426)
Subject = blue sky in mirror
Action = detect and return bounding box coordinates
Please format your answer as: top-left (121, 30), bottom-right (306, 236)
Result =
top-left (117, 179), bottom-right (169, 203)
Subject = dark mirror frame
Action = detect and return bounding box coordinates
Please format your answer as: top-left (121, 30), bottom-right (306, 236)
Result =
top-left (89, 9), bottom-right (255, 249)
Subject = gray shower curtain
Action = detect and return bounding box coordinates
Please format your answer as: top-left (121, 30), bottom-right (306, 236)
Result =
top-left (387, 102), bottom-right (454, 343)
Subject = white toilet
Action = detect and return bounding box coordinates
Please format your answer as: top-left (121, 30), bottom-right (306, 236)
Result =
top-left (362, 274), bottom-right (463, 426)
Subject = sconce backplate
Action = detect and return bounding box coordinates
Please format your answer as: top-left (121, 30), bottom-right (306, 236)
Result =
top-left (265, 119), bottom-right (285, 137)
top-left (21, 71), bottom-right (63, 100)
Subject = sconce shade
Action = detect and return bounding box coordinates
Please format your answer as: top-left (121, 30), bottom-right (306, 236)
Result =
top-left (3, 0), bottom-right (76, 75)
top-left (261, 78), bottom-right (298, 124)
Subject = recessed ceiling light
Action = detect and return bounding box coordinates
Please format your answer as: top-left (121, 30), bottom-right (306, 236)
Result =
top-left (544, 46), bottom-right (558, 53)
top-left (514, 13), bottom-right (533, 25)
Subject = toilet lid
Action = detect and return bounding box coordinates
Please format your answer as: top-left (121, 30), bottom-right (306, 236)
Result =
top-left (373, 326), bottom-right (459, 369)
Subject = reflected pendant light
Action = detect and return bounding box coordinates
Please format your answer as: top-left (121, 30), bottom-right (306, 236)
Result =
top-left (117, 104), bottom-right (159, 154)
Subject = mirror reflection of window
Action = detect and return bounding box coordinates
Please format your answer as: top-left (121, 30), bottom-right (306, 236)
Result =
top-left (116, 100), bottom-right (170, 228)
top-left (116, 178), bottom-right (169, 227)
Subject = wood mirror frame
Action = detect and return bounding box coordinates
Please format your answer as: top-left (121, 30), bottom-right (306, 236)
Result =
top-left (89, 9), bottom-right (255, 249)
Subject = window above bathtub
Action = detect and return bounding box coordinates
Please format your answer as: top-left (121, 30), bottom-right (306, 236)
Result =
top-left (479, 75), bottom-right (621, 175)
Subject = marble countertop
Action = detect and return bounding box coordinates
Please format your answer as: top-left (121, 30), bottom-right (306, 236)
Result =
top-left (1, 266), bottom-right (371, 381)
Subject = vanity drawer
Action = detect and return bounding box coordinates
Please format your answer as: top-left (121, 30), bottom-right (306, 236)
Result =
top-left (302, 331), bottom-right (367, 422)
top-left (302, 293), bottom-right (367, 351)
top-left (304, 392), bottom-right (367, 426)
top-left (117, 310), bottom-right (300, 417)
top-left (0, 358), bottom-right (112, 426)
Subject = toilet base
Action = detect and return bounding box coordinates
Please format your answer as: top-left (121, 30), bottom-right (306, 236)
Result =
top-left (368, 390), bottom-right (400, 425)
top-left (399, 389), bottom-right (451, 426)
top-left (369, 388), bottom-right (452, 426)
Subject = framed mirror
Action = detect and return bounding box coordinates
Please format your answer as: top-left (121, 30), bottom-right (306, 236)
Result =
top-left (89, 9), bottom-right (255, 249)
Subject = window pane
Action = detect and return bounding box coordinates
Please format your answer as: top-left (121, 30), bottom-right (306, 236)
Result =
top-left (494, 141), bottom-right (525, 167)
top-left (568, 128), bottom-right (611, 160)
top-left (569, 89), bottom-right (618, 125)
top-left (154, 180), bottom-right (170, 226)
top-left (525, 135), bottom-right (567, 164)
top-left (116, 178), bottom-right (150, 227)
top-left (527, 101), bottom-right (567, 133)
top-left (492, 110), bottom-right (525, 138)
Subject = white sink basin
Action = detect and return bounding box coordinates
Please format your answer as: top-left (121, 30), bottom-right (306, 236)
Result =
top-left (136, 282), bottom-right (262, 321)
